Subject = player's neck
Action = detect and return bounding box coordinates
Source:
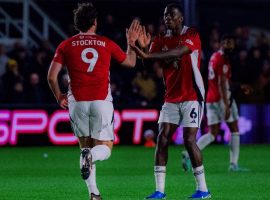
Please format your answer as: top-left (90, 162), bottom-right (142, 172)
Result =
top-left (82, 26), bottom-right (96, 35)
top-left (172, 24), bottom-right (183, 35)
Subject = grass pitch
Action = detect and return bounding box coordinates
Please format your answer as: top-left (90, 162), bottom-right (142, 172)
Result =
top-left (0, 145), bottom-right (270, 200)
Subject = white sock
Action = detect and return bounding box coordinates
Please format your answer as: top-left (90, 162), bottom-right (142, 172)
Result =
top-left (91, 145), bottom-right (111, 162)
top-left (80, 153), bottom-right (100, 195)
top-left (85, 164), bottom-right (100, 195)
top-left (154, 166), bottom-right (166, 193)
top-left (197, 133), bottom-right (215, 150)
top-left (230, 132), bottom-right (240, 165)
top-left (192, 165), bottom-right (208, 192)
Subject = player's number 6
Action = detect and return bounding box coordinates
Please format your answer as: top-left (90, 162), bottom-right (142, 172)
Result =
top-left (81, 48), bottom-right (99, 72)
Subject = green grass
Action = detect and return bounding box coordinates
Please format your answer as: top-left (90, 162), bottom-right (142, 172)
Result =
top-left (0, 145), bottom-right (270, 200)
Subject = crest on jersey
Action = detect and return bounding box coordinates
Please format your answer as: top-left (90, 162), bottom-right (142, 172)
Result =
top-left (185, 39), bottom-right (194, 46)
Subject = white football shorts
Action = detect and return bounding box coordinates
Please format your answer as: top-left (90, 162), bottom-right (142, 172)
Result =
top-left (158, 101), bottom-right (204, 128)
top-left (206, 99), bottom-right (239, 125)
top-left (68, 99), bottom-right (114, 141)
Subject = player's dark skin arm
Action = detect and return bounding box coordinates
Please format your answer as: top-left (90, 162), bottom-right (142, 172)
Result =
top-left (219, 74), bottom-right (230, 120)
top-left (131, 44), bottom-right (190, 60)
top-left (145, 46), bottom-right (189, 60)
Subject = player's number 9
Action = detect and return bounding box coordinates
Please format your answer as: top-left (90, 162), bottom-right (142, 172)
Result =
top-left (81, 48), bottom-right (98, 72)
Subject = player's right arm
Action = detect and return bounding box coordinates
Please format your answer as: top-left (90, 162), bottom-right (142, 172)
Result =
top-left (219, 65), bottom-right (230, 120)
top-left (47, 62), bottom-right (68, 109)
top-left (131, 45), bottom-right (189, 60)
top-left (47, 42), bottom-right (68, 109)
top-left (132, 28), bottom-right (200, 60)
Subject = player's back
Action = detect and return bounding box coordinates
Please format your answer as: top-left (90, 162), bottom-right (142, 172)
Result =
top-left (53, 34), bottom-right (126, 101)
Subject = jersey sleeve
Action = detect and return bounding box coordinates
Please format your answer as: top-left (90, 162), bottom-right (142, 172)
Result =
top-left (109, 40), bottom-right (127, 63)
top-left (149, 36), bottom-right (161, 53)
top-left (52, 41), bottom-right (66, 64)
top-left (181, 28), bottom-right (200, 52)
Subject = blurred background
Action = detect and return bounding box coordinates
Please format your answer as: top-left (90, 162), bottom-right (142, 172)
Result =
top-left (1, 0), bottom-right (270, 146)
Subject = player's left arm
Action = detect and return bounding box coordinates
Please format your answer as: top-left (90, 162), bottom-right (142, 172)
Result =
top-left (218, 67), bottom-right (230, 120)
top-left (131, 27), bottom-right (199, 60)
top-left (121, 19), bottom-right (141, 68)
top-left (130, 44), bottom-right (190, 60)
top-left (47, 61), bottom-right (68, 109)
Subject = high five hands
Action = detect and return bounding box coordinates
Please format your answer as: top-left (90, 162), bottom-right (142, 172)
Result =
top-left (126, 20), bottom-right (151, 59)
top-left (138, 25), bottom-right (151, 49)
top-left (126, 19), bottom-right (141, 47)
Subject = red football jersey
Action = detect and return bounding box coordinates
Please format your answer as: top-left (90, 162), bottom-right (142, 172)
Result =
top-left (206, 50), bottom-right (231, 103)
top-left (53, 33), bottom-right (127, 101)
top-left (149, 26), bottom-right (205, 103)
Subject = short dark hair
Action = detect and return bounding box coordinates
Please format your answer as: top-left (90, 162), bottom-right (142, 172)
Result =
top-left (220, 34), bottom-right (235, 42)
top-left (73, 3), bottom-right (98, 32)
top-left (166, 3), bottom-right (184, 15)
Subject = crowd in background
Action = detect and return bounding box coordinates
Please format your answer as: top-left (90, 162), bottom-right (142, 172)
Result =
top-left (0, 14), bottom-right (270, 107)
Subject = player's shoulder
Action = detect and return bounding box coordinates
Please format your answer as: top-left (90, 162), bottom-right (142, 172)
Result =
top-left (211, 50), bottom-right (224, 60)
top-left (210, 51), bottom-right (225, 67)
top-left (185, 26), bottom-right (200, 38)
top-left (58, 34), bottom-right (79, 48)
top-left (66, 34), bottom-right (80, 42)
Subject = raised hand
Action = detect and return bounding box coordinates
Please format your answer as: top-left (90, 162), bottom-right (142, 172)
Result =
top-left (126, 19), bottom-right (141, 46)
top-left (138, 26), bottom-right (151, 49)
